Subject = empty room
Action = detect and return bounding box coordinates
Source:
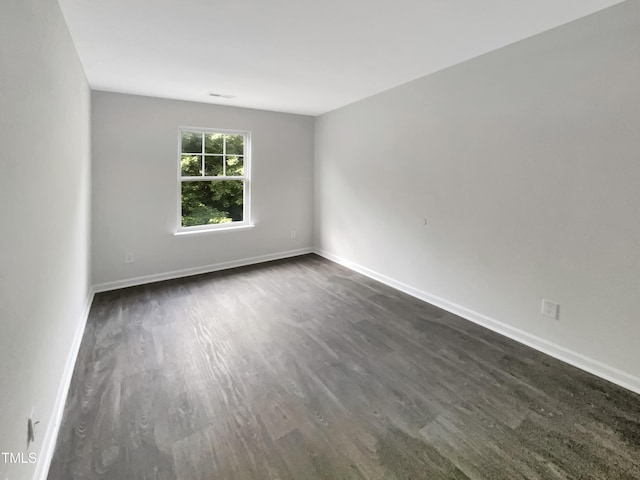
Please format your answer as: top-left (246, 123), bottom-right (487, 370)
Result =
top-left (1, 0), bottom-right (640, 479)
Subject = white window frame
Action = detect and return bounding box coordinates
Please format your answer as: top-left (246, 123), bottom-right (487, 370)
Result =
top-left (176, 126), bottom-right (252, 234)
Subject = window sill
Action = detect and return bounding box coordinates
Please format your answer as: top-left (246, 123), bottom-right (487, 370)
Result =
top-left (174, 224), bottom-right (255, 236)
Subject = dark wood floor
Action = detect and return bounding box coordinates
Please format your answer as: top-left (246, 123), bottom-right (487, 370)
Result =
top-left (48, 254), bottom-right (640, 479)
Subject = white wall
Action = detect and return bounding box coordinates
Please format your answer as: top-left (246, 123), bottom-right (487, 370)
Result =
top-left (315, 1), bottom-right (640, 391)
top-left (91, 92), bottom-right (314, 287)
top-left (0, 0), bottom-right (92, 479)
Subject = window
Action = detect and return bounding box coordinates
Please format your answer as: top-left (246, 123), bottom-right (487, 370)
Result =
top-left (178, 128), bottom-right (251, 232)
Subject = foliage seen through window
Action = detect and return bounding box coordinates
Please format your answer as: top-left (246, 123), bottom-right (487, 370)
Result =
top-left (179, 130), bottom-right (248, 228)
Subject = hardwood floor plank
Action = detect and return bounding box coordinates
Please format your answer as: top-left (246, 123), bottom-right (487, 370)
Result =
top-left (48, 254), bottom-right (640, 479)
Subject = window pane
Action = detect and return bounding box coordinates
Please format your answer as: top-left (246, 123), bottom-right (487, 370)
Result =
top-left (204, 155), bottom-right (223, 176)
top-left (225, 135), bottom-right (244, 155)
top-left (181, 131), bottom-right (202, 153)
top-left (181, 155), bottom-right (202, 176)
top-left (225, 156), bottom-right (243, 176)
top-left (181, 180), bottom-right (244, 227)
top-left (205, 133), bottom-right (223, 154)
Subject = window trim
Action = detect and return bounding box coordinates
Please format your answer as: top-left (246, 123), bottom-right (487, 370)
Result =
top-left (176, 126), bottom-right (252, 234)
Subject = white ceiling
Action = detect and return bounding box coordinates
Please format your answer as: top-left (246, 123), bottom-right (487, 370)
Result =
top-left (57, 0), bottom-right (625, 116)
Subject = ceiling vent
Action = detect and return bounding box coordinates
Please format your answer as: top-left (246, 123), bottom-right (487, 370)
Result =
top-left (209, 92), bottom-right (236, 99)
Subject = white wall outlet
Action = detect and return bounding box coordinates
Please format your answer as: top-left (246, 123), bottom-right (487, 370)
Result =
top-left (125, 252), bottom-right (135, 264)
top-left (290, 230), bottom-right (297, 239)
top-left (541, 299), bottom-right (559, 320)
top-left (27, 406), bottom-right (38, 446)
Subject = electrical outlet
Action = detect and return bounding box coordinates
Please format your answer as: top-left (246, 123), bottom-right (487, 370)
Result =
top-left (27, 418), bottom-right (35, 446)
top-left (125, 252), bottom-right (135, 264)
top-left (541, 299), bottom-right (559, 320)
top-left (27, 406), bottom-right (39, 447)
top-left (290, 230), bottom-right (296, 239)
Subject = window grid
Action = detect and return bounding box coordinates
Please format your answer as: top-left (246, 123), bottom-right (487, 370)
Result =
top-left (180, 132), bottom-right (245, 180)
top-left (178, 127), bottom-right (251, 231)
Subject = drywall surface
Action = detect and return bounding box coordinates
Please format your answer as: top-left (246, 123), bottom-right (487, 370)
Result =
top-left (315, 1), bottom-right (640, 386)
top-left (91, 92), bottom-right (314, 287)
top-left (0, 0), bottom-right (91, 479)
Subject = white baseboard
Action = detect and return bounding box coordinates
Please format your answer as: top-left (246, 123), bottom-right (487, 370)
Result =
top-left (314, 248), bottom-right (640, 396)
top-left (93, 248), bottom-right (314, 293)
top-left (33, 287), bottom-right (96, 480)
